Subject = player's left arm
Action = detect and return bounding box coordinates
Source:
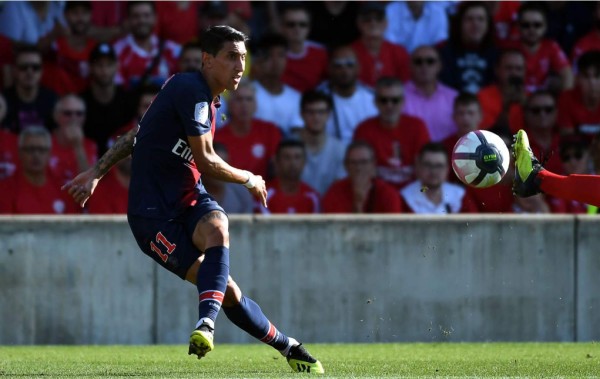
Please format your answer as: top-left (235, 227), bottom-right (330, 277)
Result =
top-left (188, 133), bottom-right (268, 207)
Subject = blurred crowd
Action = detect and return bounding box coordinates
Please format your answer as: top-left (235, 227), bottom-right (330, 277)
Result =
top-left (1, 0), bottom-right (599, 216)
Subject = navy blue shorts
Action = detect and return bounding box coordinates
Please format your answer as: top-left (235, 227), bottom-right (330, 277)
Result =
top-left (127, 193), bottom-right (226, 279)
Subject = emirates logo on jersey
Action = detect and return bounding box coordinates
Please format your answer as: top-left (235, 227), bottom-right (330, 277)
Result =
top-left (194, 102), bottom-right (209, 124)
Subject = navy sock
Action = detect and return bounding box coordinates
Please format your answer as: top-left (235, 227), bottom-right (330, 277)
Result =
top-left (223, 295), bottom-right (289, 351)
top-left (196, 246), bottom-right (229, 325)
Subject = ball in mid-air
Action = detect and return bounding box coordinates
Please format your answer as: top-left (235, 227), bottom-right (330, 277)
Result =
top-left (451, 130), bottom-right (510, 188)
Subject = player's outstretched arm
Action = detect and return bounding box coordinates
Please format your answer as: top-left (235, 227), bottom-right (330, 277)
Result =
top-left (62, 126), bottom-right (139, 207)
top-left (188, 133), bottom-right (268, 207)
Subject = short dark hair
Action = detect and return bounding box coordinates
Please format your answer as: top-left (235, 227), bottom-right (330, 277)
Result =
top-left (127, 1), bottom-right (155, 16)
top-left (301, 91), bottom-right (333, 111)
top-left (375, 76), bottom-right (403, 90)
top-left (344, 140), bottom-right (375, 163)
top-left (577, 50), bottom-right (600, 73)
top-left (276, 139), bottom-right (306, 158)
top-left (517, 2), bottom-right (547, 23)
top-left (453, 92), bottom-right (480, 109)
top-left (252, 32), bottom-right (287, 58)
top-left (418, 142), bottom-right (449, 161)
top-left (525, 89), bottom-right (556, 109)
top-left (14, 44), bottom-right (42, 62)
top-left (449, 2), bottom-right (494, 49)
top-left (497, 48), bottom-right (525, 65)
top-left (180, 41), bottom-right (203, 56)
top-left (200, 25), bottom-right (249, 57)
top-left (279, 3), bottom-right (310, 19)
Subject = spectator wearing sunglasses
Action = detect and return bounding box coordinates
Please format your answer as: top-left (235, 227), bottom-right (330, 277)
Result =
top-left (279, 4), bottom-right (328, 93)
top-left (505, 2), bottom-right (573, 94)
top-left (351, 2), bottom-right (411, 89)
top-left (402, 45), bottom-right (458, 142)
top-left (523, 90), bottom-right (563, 175)
top-left (49, 94), bottom-right (97, 183)
top-left (353, 76), bottom-right (430, 189)
top-left (558, 50), bottom-right (600, 142)
top-left (2, 45), bottom-right (58, 134)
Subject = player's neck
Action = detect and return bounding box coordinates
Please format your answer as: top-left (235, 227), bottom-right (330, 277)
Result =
top-left (201, 68), bottom-right (226, 98)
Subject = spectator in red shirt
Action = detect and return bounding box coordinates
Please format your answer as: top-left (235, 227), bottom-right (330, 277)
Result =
top-left (477, 49), bottom-right (527, 134)
top-left (2, 45), bottom-right (58, 134)
top-left (113, 2), bottom-right (181, 89)
top-left (215, 81), bottom-right (282, 180)
top-left (510, 2), bottom-right (573, 93)
top-left (279, 4), bottom-right (328, 93)
top-left (523, 90), bottom-right (564, 175)
top-left (571, 3), bottom-right (600, 66)
top-left (353, 76), bottom-right (430, 189)
top-left (558, 50), bottom-right (600, 141)
top-left (0, 94), bottom-right (18, 179)
top-left (258, 140), bottom-right (320, 214)
top-left (49, 94), bottom-right (97, 183)
top-left (52, 1), bottom-right (97, 93)
top-left (178, 41), bottom-right (203, 73)
top-left (351, 2), bottom-right (410, 89)
top-left (322, 140), bottom-right (402, 213)
top-left (0, 126), bottom-right (78, 214)
top-left (85, 155), bottom-right (130, 215)
top-left (401, 143), bottom-right (478, 214)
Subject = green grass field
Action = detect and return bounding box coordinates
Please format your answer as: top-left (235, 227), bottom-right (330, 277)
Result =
top-left (0, 343), bottom-right (598, 378)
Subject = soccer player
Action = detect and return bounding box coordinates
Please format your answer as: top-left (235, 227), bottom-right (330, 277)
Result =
top-left (513, 129), bottom-right (600, 207)
top-left (62, 25), bottom-right (324, 374)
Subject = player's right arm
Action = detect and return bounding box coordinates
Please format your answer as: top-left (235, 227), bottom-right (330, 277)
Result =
top-left (61, 126), bottom-right (139, 207)
top-left (188, 132), bottom-right (268, 207)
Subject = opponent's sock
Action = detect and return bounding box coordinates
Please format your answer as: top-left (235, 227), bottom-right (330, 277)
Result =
top-left (539, 171), bottom-right (600, 207)
top-left (196, 246), bottom-right (229, 325)
top-left (223, 295), bottom-right (291, 352)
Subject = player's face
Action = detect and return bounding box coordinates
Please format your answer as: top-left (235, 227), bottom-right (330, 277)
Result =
top-left (345, 146), bottom-right (376, 179)
top-left (209, 41), bottom-right (246, 91)
top-left (577, 68), bottom-right (600, 99)
top-left (525, 95), bottom-right (556, 129)
top-left (276, 147), bottom-right (305, 180)
top-left (417, 152), bottom-right (448, 189)
top-left (461, 6), bottom-right (488, 45)
top-left (453, 103), bottom-right (482, 135)
top-left (410, 47), bottom-right (441, 85)
top-left (65, 6), bottom-right (91, 36)
top-left (519, 11), bottom-right (546, 46)
top-left (19, 135), bottom-right (51, 175)
top-left (301, 101), bottom-right (330, 134)
top-left (375, 85), bottom-right (404, 124)
top-left (15, 53), bottom-right (42, 90)
top-left (228, 86), bottom-right (256, 122)
top-left (129, 3), bottom-right (156, 40)
top-left (282, 10), bottom-right (311, 43)
top-left (90, 58), bottom-right (117, 87)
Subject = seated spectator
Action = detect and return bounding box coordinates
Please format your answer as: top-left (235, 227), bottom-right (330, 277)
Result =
top-left (400, 143), bottom-right (478, 214)
top-left (0, 126), bottom-right (78, 214)
top-left (442, 93), bottom-right (482, 159)
top-left (524, 90), bottom-right (564, 175)
top-left (307, 2), bottom-right (360, 48)
top-left (81, 43), bottom-right (135, 157)
top-left (0, 93), bottom-right (18, 178)
top-left (85, 156), bottom-right (130, 214)
top-left (279, 4), bottom-right (328, 93)
top-left (113, 2), bottom-right (181, 88)
top-left (3, 45), bottom-right (58, 134)
top-left (351, 2), bottom-right (410, 88)
top-left (52, 1), bottom-right (97, 93)
top-left (548, 135), bottom-right (592, 213)
top-left (252, 33), bottom-right (303, 137)
top-left (201, 142), bottom-right (254, 214)
top-left (258, 140), bottom-right (320, 214)
top-left (49, 94), bottom-right (97, 183)
top-left (0, 1), bottom-right (66, 50)
top-left (353, 77), bottom-right (430, 189)
top-left (215, 81), bottom-right (281, 179)
top-left (438, 2), bottom-right (499, 94)
top-left (384, 1), bottom-right (449, 53)
top-left (506, 2), bottom-right (573, 93)
top-left (178, 41), bottom-right (203, 73)
top-left (571, 2), bottom-right (600, 66)
top-left (477, 49), bottom-right (527, 133)
top-left (294, 90), bottom-right (346, 195)
top-left (403, 45), bottom-right (458, 142)
top-left (318, 45), bottom-right (378, 144)
top-left (322, 140), bottom-right (402, 213)
top-left (558, 51), bottom-right (600, 141)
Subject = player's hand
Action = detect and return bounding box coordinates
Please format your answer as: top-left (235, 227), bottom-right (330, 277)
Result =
top-left (61, 168), bottom-right (100, 207)
top-left (248, 175), bottom-right (268, 208)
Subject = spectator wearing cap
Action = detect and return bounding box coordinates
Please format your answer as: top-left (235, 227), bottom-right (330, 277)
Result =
top-left (571, 2), bottom-right (600, 67)
top-left (279, 4), bottom-right (328, 93)
top-left (113, 1), bottom-right (181, 89)
top-left (351, 1), bottom-right (411, 89)
top-left (2, 45), bottom-right (58, 135)
top-left (52, 1), bottom-right (97, 93)
top-left (558, 51), bottom-right (600, 141)
top-left (81, 42), bottom-right (136, 157)
top-left (384, 1), bottom-right (449, 53)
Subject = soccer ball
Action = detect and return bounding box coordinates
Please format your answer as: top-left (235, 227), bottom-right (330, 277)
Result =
top-left (451, 130), bottom-right (510, 188)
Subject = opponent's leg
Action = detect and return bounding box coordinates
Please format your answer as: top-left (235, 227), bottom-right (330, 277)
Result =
top-left (187, 211), bottom-right (230, 359)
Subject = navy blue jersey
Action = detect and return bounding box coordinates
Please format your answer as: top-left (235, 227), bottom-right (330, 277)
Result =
top-left (128, 72), bottom-right (218, 219)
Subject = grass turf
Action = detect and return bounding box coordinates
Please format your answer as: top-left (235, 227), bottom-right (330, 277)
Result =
top-left (0, 343), bottom-right (598, 378)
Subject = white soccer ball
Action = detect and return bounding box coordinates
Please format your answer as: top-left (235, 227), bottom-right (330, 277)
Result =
top-left (451, 130), bottom-right (510, 188)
